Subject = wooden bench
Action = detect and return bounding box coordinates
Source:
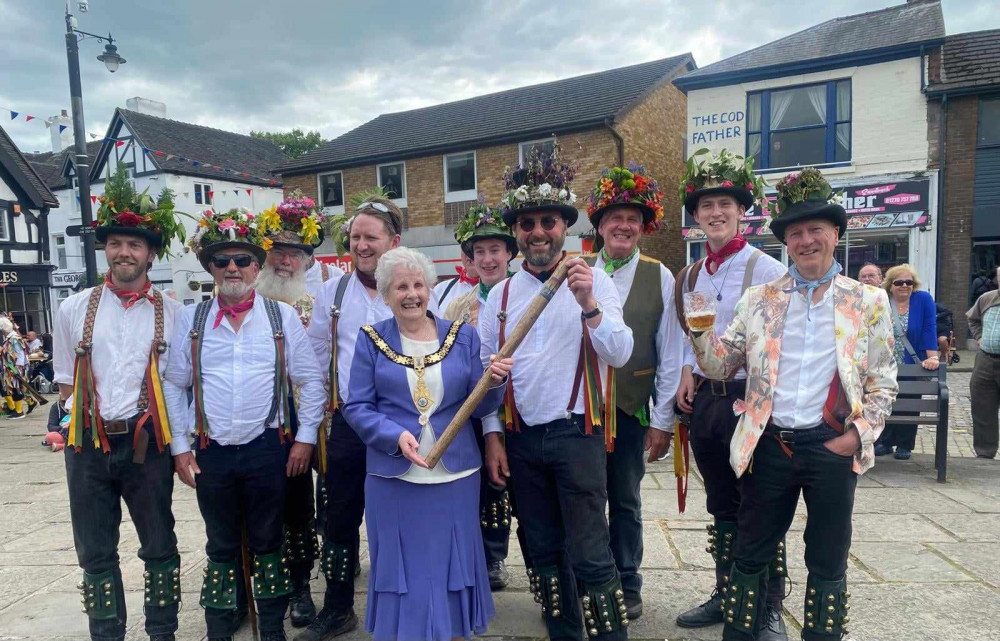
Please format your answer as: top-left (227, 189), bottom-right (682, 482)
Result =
top-left (884, 364), bottom-right (949, 482)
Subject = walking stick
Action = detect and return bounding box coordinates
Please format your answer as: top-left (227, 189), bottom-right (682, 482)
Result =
top-left (240, 516), bottom-right (259, 641)
top-left (425, 258), bottom-right (572, 468)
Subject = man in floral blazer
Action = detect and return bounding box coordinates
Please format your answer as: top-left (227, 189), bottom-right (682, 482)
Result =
top-left (689, 168), bottom-right (897, 641)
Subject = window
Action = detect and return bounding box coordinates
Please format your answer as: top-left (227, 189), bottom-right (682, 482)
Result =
top-left (194, 183), bottom-right (213, 206)
top-left (979, 97), bottom-right (1000, 147)
top-left (377, 162), bottom-right (406, 204)
top-left (0, 210), bottom-right (8, 242)
top-left (53, 234), bottom-right (67, 269)
top-left (747, 80), bottom-right (851, 170)
top-left (444, 151), bottom-right (477, 203)
top-left (519, 138), bottom-right (555, 165)
top-left (318, 171), bottom-right (344, 211)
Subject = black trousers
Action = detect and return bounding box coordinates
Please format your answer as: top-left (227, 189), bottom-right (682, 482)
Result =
top-left (65, 423), bottom-right (178, 641)
top-left (733, 428), bottom-right (857, 641)
top-left (507, 415), bottom-right (624, 641)
top-left (606, 409), bottom-right (647, 597)
top-left (473, 419), bottom-right (532, 568)
top-left (321, 410), bottom-right (366, 612)
top-left (284, 400), bottom-right (316, 577)
top-left (195, 430), bottom-right (288, 635)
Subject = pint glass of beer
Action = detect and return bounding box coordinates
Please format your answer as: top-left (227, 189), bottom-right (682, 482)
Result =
top-left (684, 291), bottom-right (717, 333)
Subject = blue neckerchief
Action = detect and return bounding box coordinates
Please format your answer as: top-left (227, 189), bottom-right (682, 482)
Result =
top-left (784, 260), bottom-right (842, 319)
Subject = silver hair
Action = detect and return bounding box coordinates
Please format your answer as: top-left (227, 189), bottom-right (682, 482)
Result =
top-left (375, 247), bottom-right (437, 300)
top-left (0, 317), bottom-right (11, 334)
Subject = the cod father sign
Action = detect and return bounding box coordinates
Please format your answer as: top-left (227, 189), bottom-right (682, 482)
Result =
top-left (690, 110), bottom-right (745, 145)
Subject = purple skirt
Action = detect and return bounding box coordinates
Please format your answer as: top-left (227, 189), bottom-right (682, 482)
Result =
top-left (364, 471), bottom-right (495, 641)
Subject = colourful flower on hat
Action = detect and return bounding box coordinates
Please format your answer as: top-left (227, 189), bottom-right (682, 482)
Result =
top-left (500, 139), bottom-right (578, 215)
top-left (186, 207), bottom-right (266, 255)
top-left (95, 162), bottom-right (187, 260)
top-left (678, 148), bottom-right (769, 213)
top-left (299, 216), bottom-right (321, 246)
top-left (588, 162), bottom-right (665, 232)
top-left (454, 196), bottom-right (512, 246)
top-left (260, 190), bottom-right (325, 248)
top-left (770, 167), bottom-right (842, 218)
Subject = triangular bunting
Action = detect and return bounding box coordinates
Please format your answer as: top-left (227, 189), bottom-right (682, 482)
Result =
top-left (89, 132), bottom-right (98, 139)
top-left (9, 111), bottom-right (17, 120)
top-left (192, 161), bottom-right (200, 167)
top-left (90, 196), bottom-right (97, 204)
top-left (207, 190), bottom-right (214, 199)
top-left (165, 154), bottom-right (174, 161)
top-left (142, 147), bottom-right (151, 154)
top-left (246, 189), bottom-right (251, 196)
top-left (25, 115), bottom-right (34, 122)
top-left (183, 192), bottom-right (190, 198)
top-left (45, 121), bottom-right (52, 129)
top-left (233, 190), bottom-right (239, 195)
top-left (115, 140), bottom-right (125, 148)
top-left (59, 125), bottom-right (67, 133)
top-left (154, 150), bottom-right (165, 157)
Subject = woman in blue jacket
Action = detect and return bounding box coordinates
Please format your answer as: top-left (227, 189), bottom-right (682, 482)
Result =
top-left (344, 247), bottom-right (512, 641)
top-left (875, 264), bottom-right (940, 460)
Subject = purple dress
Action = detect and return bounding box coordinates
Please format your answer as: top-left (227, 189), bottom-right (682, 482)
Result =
top-left (344, 315), bottom-right (503, 641)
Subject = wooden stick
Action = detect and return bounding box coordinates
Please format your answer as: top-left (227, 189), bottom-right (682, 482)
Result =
top-left (425, 258), bottom-right (572, 468)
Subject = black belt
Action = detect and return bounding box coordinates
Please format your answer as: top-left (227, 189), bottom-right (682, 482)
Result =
top-left (694, 375), bottom-right (746, 397)
top-left (982, 350), bottom-right (1000, 359)
top-left (763, 422), bottom-right (839, 446)
top-left (103, 413), bottom-right (143, 436)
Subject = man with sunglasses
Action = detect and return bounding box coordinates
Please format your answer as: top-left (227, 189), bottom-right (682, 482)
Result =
top-left (673, 153), bottom-right (787, 639)
top-left (165, 209), bottom-right (326, 641)
top-left (583, 164), bottom-right (683, 621)
top-left (479, 154), bottom-right (634, 641)
top-left (300, 198), bottom-right (439, 641)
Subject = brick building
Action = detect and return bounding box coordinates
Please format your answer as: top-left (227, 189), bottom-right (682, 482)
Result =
top-left (673, 1), bottom-right (944, 286)
top-left (276, 55), bottom-right (695, 275)
top-left (925, 29), bottom-right (1000, 344)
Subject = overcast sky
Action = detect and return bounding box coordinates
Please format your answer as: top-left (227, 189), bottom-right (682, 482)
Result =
top-left (2, 0), bottom-right (996, 154)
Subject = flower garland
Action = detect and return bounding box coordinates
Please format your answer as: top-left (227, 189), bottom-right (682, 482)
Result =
top-left (188, 207), bottom-right (266, 253)
top-left (771, 167), bottom-right (845, 218)
top-left (588, 162), bottom-right (665, 231)
top-left (257, 190), bottom-right (324, 247)
top-left (500, 140), bottom-right (578, 215)
top-left (454, 195), bottom-right (511, 245)
top-left (678, 148), bottom-right (770, 213)
top-left (94, 163), bottom-right (187, 260)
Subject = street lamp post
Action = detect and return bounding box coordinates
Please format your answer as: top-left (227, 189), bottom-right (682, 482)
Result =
top-left (63, 2), bottom-right (126, 287)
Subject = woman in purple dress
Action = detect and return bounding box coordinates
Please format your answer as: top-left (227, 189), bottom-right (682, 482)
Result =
top-left (344, 247), bottom-right (512, 641)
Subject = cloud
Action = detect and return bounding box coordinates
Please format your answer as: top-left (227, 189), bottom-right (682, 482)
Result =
top-left (2, 0), bottom-right (997, 155)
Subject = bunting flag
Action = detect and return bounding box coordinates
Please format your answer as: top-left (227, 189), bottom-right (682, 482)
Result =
top-left (59, 125), bottom-right (67, 133)
top-left (90, 195), bottom-right (97, 204)
top-left (9, 111), bottom-right (17, 120)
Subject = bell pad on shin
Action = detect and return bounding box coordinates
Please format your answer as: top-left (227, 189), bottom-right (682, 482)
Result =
top-left (320, 540), bottom-right (353, 584)
top-left (722, 566), bottom-right (767, 637)
top-left (707, 520), bottom-right (738, 566)
top-left (581, 577), bottom-right (630, 638)
top-left (144, 555), bottom-right (181, 608)
top-left (771, 540), bottom-right (788, 580)
top-left (532, 565), bottom-right (565, 619)
top-left (283, 521), bottom-right (320, 565)
top-left (803, 577), bottom-right (850, 637)
top-left (199, 559), bottom-right (238, 610)
top-left (79, 569), bottom-right (118, 620)
top-left (252, 550), bottom-right (293, 599)
top-left (480, 491), bottom-right (511, 530)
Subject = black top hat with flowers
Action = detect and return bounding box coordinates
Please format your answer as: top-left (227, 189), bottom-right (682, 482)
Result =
top-left (768, 167), bottom-right (848, 244)
top-left (454, 196), bottom-right (518, 258)
top-left (188, 208), bottom-right (268, 271)
top-left (500, 140), bottom-right (579, 227)
top-left (94, 163), bottom-right (186, 260)
top-left (258, 191), bottom-right (325, 255)
top-left (587, 162), bottom-right (665, 232)
top-left (678, 149), bottom-right (768, 216)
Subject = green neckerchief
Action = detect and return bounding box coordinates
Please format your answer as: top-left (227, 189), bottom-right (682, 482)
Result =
top-left (479, 271), bottom-right (514, 300)
top-left (601, 247), bottom-right (638, 274)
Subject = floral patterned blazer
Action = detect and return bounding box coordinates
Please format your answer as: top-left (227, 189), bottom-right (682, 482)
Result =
top-left (690, 273), bottom-right (898, 477)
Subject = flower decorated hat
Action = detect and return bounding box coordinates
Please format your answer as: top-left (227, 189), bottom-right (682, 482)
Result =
top-left (258, 190), bottom-right (324, 254)
top-left (454, 196), bottom-right (518, 258)
top-left (587, 162), bottom-right (665, 232)
top-left (188, 207), bottom-right (267, 270)
top-left (768, 167), bottom-right (847, 244)
top-left (679, 148), bottom-right (768, 216)
top-left (94, 163), bottom-right (186, 260)
top-left (500, 140), bottom-right (579, 227)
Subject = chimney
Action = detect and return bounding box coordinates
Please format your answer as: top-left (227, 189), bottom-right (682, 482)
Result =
top-left (125, 97), bottom-right (167, 117)
top-left (46, 109), bottom-right (73, 153)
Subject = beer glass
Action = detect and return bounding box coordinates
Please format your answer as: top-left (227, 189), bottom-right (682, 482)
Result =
top-left (683, 291), bottom-right (717, 333)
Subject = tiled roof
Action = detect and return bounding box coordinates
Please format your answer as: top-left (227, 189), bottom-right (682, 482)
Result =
top-left (675, 1), bottom-right (944, 88)
top-left (0, 124), bottom-right (59, 209)
top-left (94, 109), bottom-right (288, 187)
top-left (278, 54), bottom-right (695, 174)
top-left (927, 29), bottom-right (1000, 93)
top-left (25, 140), bottom-right (103, 190)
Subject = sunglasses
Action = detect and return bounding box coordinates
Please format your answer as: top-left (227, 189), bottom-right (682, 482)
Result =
top-left (356, 201), bottom-right (390, 213)
top-left (517, 216), bottom-right (560, 233)
top-left (211, 254), bottom-right (255, 269)
top-left (892, 279), bottom-right (915, 287)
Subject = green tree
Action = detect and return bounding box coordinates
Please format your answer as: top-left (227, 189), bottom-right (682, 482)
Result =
top-left (249, 128), bottom-right (325, 159)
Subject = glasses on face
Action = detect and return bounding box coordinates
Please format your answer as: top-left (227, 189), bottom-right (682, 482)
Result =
top-left (211, 254), bottom-right (254, 269)
top-left (892, 279), bottom-right (915, 287)
top-left (517, 216), bottom-right (560, 233)
top-left (356, 201), bottom-right (390, 213)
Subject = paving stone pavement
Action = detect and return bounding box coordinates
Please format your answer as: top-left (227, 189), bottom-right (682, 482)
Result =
top-left (2, 396), bottom-right (999, 641)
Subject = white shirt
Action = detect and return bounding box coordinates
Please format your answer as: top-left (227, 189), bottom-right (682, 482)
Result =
top-left (305, 260), bottom-right (345, 299)
top-left (53, 286), bottom-right (185, 421)
top-left (397, 336), bottom-right (477, 484)
top-left (434, 278), bottom-right (474, 312)
top-left (163, 296), bottom-right (326, 455)
top-left (595, 251), bottom-right (682, 432)
top-left (682, 244), bottom-right (786, 379)
top-left (770, 287), bottom-right (838, 429)
top-left (478, 267), bottom-right (633, 431)
top-left (27, 338), bottom-right (42, 353)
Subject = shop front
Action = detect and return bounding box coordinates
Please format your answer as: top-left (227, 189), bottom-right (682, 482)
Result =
top-left (682, 176), bottom-right (936, 286)
top-left (0, 264), bottom-right (55, 335)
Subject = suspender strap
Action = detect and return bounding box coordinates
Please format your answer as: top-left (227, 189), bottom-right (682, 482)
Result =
top-left (497, 278), bottom-right (520, 432)
top-left (261, 297), bottom-right (291, 441)
top-left (135, 290), bottom-right (173, 453)
top-left (741, 248), bottom-right (762, 294)
top-left (190, 299), bottom-right (214, 449)
top-left (441, 277), bottom-right (459, 304)
top-left (568, 317), bottom-right (617, 452)
top-left (327, 274), bottom-right (352, 413)
top-left (674, 258), bottom-right (705, 330)
top-left (68, 286), bottom-right (107, 452)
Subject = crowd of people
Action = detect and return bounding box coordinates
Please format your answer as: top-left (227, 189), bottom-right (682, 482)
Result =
top-left (54, 145), bottom-right (950, 641)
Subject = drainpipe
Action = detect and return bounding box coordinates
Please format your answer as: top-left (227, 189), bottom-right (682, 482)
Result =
top-left (605, 118), bottom-right (624, 167)
top-left (934, 93), bottom-right (947, 298)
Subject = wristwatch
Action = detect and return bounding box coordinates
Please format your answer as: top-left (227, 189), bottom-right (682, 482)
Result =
top-left (581, 304), bottom-right (602, 320)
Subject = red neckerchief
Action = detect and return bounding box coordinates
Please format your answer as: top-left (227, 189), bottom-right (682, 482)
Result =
top-left (522, 252), bottom-right (567, 282)
top-left (455, 266), bottom-right (480, 286)
top-left (705, 234), bottom-right (747, 275)
top-left (104, 271), bottom-right (154, 310)
top-left (214, 291), bottom-right (256, 329)
top-left (355, 269), bottom-right (377, 290)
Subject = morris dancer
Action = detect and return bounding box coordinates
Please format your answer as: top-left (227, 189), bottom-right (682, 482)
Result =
top-left (480, 144), bottom-right (634, 641)
top-left (166, 208), bottom-right (325, 641)
top-left (584, 163), bottom-right (683, 620)
top-left (53, 174), bottom-right (185, 641)
top-left (672, 151), bottom-right (787, 639)
top-left (688, 167), bottom-right (897, 641)
top-left (0, 318), bottom-right (34, 418)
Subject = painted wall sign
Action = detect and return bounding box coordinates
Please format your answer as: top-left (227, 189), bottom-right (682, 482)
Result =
top-left (691, 111), bottom-right (745, 145)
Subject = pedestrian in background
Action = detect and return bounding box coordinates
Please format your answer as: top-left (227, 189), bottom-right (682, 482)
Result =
top-left (966, 266), bottom-right (1000, 459)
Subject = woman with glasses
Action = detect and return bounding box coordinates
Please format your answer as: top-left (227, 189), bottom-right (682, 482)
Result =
top-left (875, 263), bottom-right (939, 460)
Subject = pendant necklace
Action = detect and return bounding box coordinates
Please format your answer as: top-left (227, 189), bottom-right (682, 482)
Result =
top-left (708, 256), bottom-right (735, 301)
top-left (412, 355), bottom-right (435, 423)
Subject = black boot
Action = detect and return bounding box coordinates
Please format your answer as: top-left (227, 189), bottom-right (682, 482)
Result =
top-left (261, 631), bottom-right (287, 641)
top-left (487, 560), bottom-right (510, 591)
top-left (292, 608), bottom-right (358, 641)
top-left (289, 572), bottom-right (317, 628)
top-left (676, 520), bottom-right (736, 628)
top-left (757, 604), bottom-right (788, 641)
